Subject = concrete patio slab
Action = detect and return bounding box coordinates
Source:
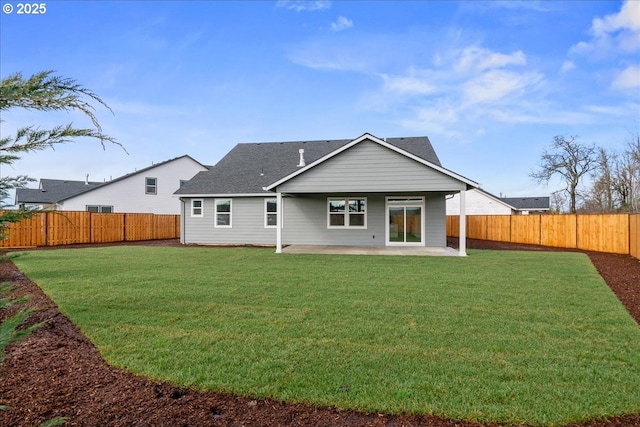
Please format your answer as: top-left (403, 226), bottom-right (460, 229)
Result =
top-left (281, 245), bottom-right (461, 256)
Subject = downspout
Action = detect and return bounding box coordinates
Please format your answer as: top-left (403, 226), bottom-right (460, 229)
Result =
top-left (179, 198), bottom-right (186, 244)
top-left (459, 189), bottom-right (467, 256)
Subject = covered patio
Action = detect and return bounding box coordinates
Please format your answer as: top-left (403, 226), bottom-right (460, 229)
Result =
top-left (282, 245), bottom-right (461, 256)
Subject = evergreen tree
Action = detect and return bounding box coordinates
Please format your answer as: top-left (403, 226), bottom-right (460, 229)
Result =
top-left (0, 70), bottom-right (122, 239)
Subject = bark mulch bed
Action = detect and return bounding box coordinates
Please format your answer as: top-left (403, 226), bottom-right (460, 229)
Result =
top-left (0, 239), bottom-right (639, 427)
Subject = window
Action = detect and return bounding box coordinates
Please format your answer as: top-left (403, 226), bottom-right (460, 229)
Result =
top-left (145, 177), bottom-right (157, 195)
top-left (265, 198), bottom-right (277, 228)
top-left (215, 199), bottom-right (232, 227)
top-left (191, 199), bottom-right (203, 217)
top-left (86, 205), bottom-right (113, 213)
top-left (327, 198), bottom-right (366, 228)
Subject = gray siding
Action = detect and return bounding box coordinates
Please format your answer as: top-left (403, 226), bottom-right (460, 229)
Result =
top-left (182, 197), bottom-right (276, 245)
top-left (424, 193), bottom-right (447, 247)
top-left (282, 193), bottom-right (448, 247)
top-left (182, 192), bottom-right (449, 248)
top-left (278, 140), bottom-right (465, 193)
top-left (282, 194), bottom-right (386, 246)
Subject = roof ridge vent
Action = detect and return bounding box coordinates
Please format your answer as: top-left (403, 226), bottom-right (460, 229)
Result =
top-left (297, 148), bottom-right (306, 167)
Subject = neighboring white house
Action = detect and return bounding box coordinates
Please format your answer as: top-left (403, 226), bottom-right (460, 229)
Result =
top-left (446, 188), bottom-right (550, 215)
top-left (15, 155), bottom-right (209, 214)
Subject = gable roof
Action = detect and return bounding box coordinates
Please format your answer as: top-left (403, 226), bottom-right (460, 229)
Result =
top-left (15, 179), bottom-right (105, 205)
top-left (16, 155), bottom-right (207, 205)
top-left (265, 133), bottom-right (477, 191)
top-left (56, 155), bottom-right (207, 203)
top-left (176, 133), bottom-right (476, 196)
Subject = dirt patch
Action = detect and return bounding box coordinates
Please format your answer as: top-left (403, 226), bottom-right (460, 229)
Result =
top-left (1, 239), bottom-right (639, 427)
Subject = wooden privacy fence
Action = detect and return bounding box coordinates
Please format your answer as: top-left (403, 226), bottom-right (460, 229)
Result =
top-left (447, 213), bottom-right (640, 258)
top-left (1, 211), bottom-right (180, 248)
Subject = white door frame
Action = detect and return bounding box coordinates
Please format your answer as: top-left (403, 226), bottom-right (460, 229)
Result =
top-left (385, 196), bottom-right (425, 246)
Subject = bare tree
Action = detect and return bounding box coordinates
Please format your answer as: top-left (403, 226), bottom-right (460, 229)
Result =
top-left (549, 190), bottom-right (567, 214)
top-left (530, 135), bottom-right (598, 214)
top-left (621, 131), bottom-right (640, 212)
top-left (585, 147), bottom-right (616, 212)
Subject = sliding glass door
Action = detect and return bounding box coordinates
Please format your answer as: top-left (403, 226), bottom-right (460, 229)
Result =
top-left (386, 198), bottom-right (424, 245)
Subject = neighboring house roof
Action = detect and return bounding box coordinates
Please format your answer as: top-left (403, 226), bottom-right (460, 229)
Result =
top-left (176, 133), bottom-right (475, 196)
top-left (501, 196), bottom-right (550, 211)
top-left (16, 155), bottom-right (207, 205)
top-left (467, 188), bottom-right (550, 213)
top-left (15, 179), bottom-right (105, 205)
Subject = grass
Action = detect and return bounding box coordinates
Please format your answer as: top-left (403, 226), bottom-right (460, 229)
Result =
top-left (10, 246), bottom-right (640, 426)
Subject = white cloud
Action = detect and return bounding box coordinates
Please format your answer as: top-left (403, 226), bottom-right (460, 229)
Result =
top-left (586, 103), bottom-right (639, 116)
top-left (456, 46), bottom-right (526, 73)
top-left (369, 45), bottom-right (551, 137)
top-left (560, 60), bottom-right (575, 73)
top-left (380, 68), bottom-right (437, 95)
top-left (611, 65), bottom-right (640, 90)
top-left (462, 69), bottom-right (543, 106)
top-left (330, 16), bottom-right (353, 32)
top-left (570, 0), bottom-right (640, 56)
top-left (485, 1), bottom-right (553, 12)
top-left (591, 0), bottom-right (640, 36)
top-left (276, 0), bottom-right (330, 12)
top-left (287, 48), bottom-right (365, 72)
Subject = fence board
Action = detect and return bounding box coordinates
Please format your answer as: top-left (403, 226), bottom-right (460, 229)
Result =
top-left (154, 214), bottom-right (180, 239)
top-left (1, 211), bottom-right (179, 247)
top-left (0, 214), bottom-right (46, 247)
top-left (631, 214), bottom-right (639, 259)
top-left (447, 216), bottom-right (459, 237)
top-left (511, 215), bottom-right (541, 245)
top-left (577, 214), bottom-right (629, 254)
top-left (125, 213), bottom-right (155, 241)
top-left (47, 211), bottom-right (91, 246)
top-left (446, 213), bottom-right (636, 258)
top-left (467, 216), bottom-right (487, 240)
top-left (540, 215), bottom-right (577, 249)
top-left (486, 215), bottom-right (511, 242)
top-left (91, 213), bottom-right (125, 243)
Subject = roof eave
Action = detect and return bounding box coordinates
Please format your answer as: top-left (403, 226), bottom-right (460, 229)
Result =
top-left (175, 192), bottom-right (273, 198)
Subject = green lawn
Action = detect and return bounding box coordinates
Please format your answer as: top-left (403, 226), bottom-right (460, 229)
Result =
top-left (11, 246), bottom-right (640, 426)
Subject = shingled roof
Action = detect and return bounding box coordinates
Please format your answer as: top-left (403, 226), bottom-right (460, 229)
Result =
top-left (501, 196), bottom-right (550, 211)
top-left (15, 179), bottom-right (105, 205)
top-left (175, 135), bottom-right (442, 196)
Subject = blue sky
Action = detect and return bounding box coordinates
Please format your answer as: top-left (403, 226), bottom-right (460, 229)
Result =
top-left (1, 0), bottom-right (638, 200)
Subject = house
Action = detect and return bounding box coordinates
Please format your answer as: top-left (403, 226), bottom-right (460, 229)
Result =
top-left (15, 155), bottom-right (209, 214)
top-left (500, 196), bottom-right (550, 214)
top-left (446, 188), bottom-right (550, 215)
top-left (175, 133), bottom-right (479, 255)
top-left (16, 179), bottom-right (106, 211)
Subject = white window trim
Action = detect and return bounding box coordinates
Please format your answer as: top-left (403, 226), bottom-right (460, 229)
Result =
top-left (215, 198), bottom-right (232, 228)
top-left (327, 197), bottom-right (367, 229)
top-left (264, 198), bottom-right (278, 228)
top-left (86, 205), bottom-right (113, 213)
top-left (145, 177), bottom-right (158, 195)
top-left (191, 199), bottom-right (203, 217)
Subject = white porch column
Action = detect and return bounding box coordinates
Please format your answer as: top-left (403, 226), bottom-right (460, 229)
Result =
top-left (459, 189), bottom-right (467, 256)
top-left (275, 191), bottom-right (283, 253)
